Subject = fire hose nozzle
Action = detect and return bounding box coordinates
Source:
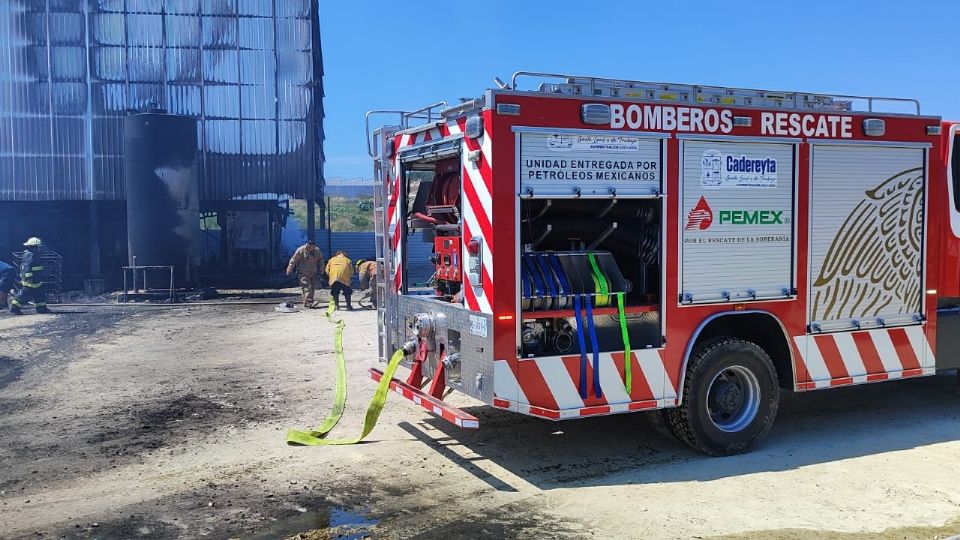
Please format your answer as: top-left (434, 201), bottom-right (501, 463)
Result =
top-left (400, 340), bottom-right (419, 356)
top-left (442, 352), bottom-right (462, 370)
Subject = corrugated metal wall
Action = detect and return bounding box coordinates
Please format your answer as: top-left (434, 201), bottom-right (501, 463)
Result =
top-left (0, 0), bottom-right (323, 202)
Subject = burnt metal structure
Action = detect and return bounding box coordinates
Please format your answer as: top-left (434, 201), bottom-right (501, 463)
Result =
top-left (0, 0), bottom-right (326, 286)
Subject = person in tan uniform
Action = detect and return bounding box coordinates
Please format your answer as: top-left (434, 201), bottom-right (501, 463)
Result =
top-left (325, 250), bottom-right (354, 310)
top-left (286, 240), bottom-right (325, 308)
top-left (354, 259), bottom-right (378, 308)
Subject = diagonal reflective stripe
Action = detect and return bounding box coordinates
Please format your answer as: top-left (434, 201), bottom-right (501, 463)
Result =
top-left (535, 357), bottom-right (584, 410)
top-left (794, 336), bottom-right (831, 381)
top-left (869, 330), bottom-right (903, 374)
top-left (903, 325), bottom-right (935, 368)
top-left (480, 129), bottom-right (492, 171)
top-left (637, 350), bottom-right (671, 400)
top-left (597, 353), bottom-right (631, 405)
top-left (833, 332), bottom-right (867, 377)
top-left (493, 360), bottom-right (527, 403)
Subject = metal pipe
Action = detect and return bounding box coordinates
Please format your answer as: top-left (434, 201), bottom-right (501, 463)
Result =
top-left (531, 224), bottom-right (552, 248)
top-left (588, 222), bottom-right (618, 249)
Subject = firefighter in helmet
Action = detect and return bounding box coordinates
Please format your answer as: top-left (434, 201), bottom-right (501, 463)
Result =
top-left (10, 237), bottom-right (50, 315)
top-left (325, 250), bottom-right (354, 310)
top-left (286, 239), bottom-right (325, 308)
top-left (355, 259), bottom-right (378, 309)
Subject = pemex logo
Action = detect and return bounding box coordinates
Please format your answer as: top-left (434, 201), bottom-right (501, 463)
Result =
top-left (685, 196), bottom-right (713, 230)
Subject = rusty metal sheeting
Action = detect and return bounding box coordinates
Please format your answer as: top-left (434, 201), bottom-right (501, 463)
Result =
top-left (0, 0), bottom-right (324, 202)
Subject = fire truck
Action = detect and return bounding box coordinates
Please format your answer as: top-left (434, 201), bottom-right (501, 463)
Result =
top-left (364, 71), bottom-right (960, 455)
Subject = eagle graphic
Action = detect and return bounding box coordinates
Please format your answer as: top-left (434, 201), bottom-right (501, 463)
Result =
top-left (811, 167), bottom-right (924, 321)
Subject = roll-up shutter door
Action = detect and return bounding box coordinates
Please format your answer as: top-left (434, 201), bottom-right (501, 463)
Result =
top-left (680, 140), bottom-right (796, 303)
top-left (808, 145), bottom-right (926, 332)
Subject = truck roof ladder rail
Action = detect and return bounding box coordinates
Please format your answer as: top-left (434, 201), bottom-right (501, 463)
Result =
top-left (365, 102), bottom-right (448, 157)
top-left (509, 71), bottom-right (921, 115)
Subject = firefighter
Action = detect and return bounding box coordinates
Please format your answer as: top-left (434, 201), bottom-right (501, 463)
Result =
top-left (286, 239), bottom-right (325, 308)
top-left (0, 259), bottom-right (17, 310)
top-left (326, 250), bottom-right (354, 310)
top-left (10, 237), bottom-right (49, 315)
top-left (355, 259), bottom-right (378, 309)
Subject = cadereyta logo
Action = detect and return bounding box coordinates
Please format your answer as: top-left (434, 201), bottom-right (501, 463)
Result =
top-left (685, 196), bottom-right (713, 230)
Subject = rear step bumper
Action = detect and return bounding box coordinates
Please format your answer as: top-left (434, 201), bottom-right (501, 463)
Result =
top-left (369, 368), bottom-right (480, 429)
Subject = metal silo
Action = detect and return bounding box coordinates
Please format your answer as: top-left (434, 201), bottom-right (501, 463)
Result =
top-left (124, 112), bottom-right (199, 282)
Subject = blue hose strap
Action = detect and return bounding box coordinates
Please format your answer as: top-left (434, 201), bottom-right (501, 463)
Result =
top-left (534, 255), bottom-right (557, 309)
top-left (548, 254), bottom-right (569, 295)
top-left (524, 254), bottom-right (546, 301)
top-left (520, 257), bottom-right (532, 300)
top-left (573, 294), bottom-right (588, 399)
top-left (584, 294), bottom-right (602, 398)
top-left (548, 254), bottom-right (571, 308)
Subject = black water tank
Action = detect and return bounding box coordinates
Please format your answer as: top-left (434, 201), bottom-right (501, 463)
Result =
top-left (124, 113), bottom-right (199, 283)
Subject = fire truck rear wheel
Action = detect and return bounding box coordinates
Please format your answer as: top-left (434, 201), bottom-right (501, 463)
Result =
top-left (665, 337), bottom-right (780, 456)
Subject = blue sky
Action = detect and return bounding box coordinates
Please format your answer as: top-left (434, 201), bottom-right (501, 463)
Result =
top-left (319, 1), bottom-right (959, 180)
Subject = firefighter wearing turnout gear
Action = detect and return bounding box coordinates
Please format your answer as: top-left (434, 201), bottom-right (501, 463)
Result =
top-left (10, 237), bottom-right (49, 315)
top-left (355, 259), bottom-right (378, 309)
top-left (326, 251), bottom-right (354, 310)
top-left (286, 240), bottom-right (325, 308)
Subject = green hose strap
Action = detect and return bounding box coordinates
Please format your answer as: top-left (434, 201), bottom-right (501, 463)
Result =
top-left (616, 293), bottom-right (632, 394)
top-left (286, 301), bottom-right (405, 445)
top-left (587, 253), bottom-right (610, 307)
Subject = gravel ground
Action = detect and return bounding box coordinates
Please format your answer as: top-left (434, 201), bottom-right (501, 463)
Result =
top-left (1, 300), bottom-right (959, 539)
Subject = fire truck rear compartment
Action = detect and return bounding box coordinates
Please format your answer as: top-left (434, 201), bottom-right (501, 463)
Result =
top-left (519, 198), bottom-right (662, 357)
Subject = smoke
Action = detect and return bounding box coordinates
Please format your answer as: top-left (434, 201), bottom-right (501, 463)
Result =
top-left (281, 214), bottom-right (307, 257)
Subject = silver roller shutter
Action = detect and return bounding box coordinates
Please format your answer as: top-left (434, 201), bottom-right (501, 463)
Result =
top-left (808, 144), bottom-right (926, 332)
top-left (680, 140), bottom-right (796, 303)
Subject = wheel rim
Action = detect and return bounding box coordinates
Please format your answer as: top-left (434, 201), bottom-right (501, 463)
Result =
top-left (705, 365), bottom-right (761, 433)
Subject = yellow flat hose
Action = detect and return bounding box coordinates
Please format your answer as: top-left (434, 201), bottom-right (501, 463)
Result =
top-left (286, 302), bottom-right (406, 446)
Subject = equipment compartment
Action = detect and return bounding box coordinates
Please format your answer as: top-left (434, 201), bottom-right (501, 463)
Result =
top-left (519, 199), bottom-right (661, 357)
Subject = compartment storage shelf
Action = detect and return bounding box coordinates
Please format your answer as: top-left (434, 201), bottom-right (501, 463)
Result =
top-left (521, 304), bottom-right (658, 321)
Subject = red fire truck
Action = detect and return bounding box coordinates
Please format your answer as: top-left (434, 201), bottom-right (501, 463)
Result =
top-left (365, 71), bottom-right (960, 455)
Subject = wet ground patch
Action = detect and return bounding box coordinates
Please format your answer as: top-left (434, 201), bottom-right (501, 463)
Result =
top-left (89, 391), bottom-right (281, 455)
top-left (405, 499), bottom-right (587, 539)
top-left (39, 481), bottom-right (377, 540)
top-left (0, 356), bottom-right (24, 391)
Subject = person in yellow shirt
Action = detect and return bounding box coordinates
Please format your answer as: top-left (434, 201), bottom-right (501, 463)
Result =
top-left (325, 250), bottom-right (354, 310)
top-left (286, 240), bottom-right (325, 308)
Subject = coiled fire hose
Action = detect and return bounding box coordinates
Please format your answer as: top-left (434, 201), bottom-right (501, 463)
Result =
top-left (286, 301), bottom-right (408, 446)
top-left (586, 252), bottom-right (632, 394)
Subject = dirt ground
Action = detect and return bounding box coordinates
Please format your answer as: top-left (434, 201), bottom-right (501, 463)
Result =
top-left (2, 296), bottom-right (960, 540)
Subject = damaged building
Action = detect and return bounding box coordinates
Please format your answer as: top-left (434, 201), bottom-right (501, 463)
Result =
top-left (0, 0), bottom-right (326, 289)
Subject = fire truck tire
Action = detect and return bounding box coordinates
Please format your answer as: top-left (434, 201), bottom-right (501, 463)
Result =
top-left (665, 337), bottom-right (780, 456)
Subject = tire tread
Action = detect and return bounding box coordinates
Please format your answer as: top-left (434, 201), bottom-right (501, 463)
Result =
top-left (665, 337), bottom-right (779, 456)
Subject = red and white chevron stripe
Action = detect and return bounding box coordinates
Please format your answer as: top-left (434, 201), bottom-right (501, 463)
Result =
top-left (793, 326), bottom-right (935, 390)
top-left (386, 118), bottom-right (493, 309)
top-left (492, 350), bottom-right (678, 420)
top-left (459, 120), bottom-right (494, 314)
top-left (386, 132), bottom-right (411, 291)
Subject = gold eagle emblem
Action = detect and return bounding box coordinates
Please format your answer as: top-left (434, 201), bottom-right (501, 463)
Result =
top-left (811, 167), bottom-right (924, 321)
